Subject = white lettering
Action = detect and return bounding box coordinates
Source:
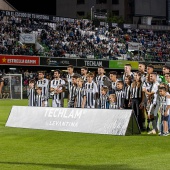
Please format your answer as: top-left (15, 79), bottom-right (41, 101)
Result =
top-left (6, 59), bottom-right (37, 64)
top-left (44, 109), bottom-right (83, 119)
top-left (85, 61), bottom-right (103, 67)
top-left (35, 14), bottom-right (49, 20)
top-left (48, 121), bottom-right (78, 127)
top-left (58, 109), bottom-right (65, 117)
top-left (25, 60), bottom-right (36, 64)
top-left (67, 110), bottom-right (74, 118)
top-left (48, 109), bottom-right (54, 117)
top-left (63, 110), bottom-right (68, 118)
top-left (44, 109), bottom-right (49, 117)
top-left (74, 110), bottom-right (83, 119)
top-left (7, 59), bottom-right (25, 63)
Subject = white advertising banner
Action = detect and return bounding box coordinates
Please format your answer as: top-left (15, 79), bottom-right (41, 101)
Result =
top-left (19, 33), bottom-right (36, 44)
top-left (128, 42), bottom-right (142, 51)
top-left (6, 106), bottom-right (140, 136)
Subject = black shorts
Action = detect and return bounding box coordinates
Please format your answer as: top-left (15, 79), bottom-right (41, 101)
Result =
top-left (163, 115), bottom-right (169, 121)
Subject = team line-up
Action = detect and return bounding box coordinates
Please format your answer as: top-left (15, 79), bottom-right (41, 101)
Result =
top-left (26, 63), bottom-right (170, 136)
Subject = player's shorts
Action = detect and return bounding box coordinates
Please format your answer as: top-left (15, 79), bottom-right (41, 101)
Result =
top-left (44, 100), bottom-right (49, 107)
top-left (52, 99), bottom-right (63, 107)
top-left (163, 115), bottom-right (169, 121)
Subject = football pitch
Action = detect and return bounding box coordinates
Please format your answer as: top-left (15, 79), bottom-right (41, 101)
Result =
top-left (0, 99), bottom-right (170, 170)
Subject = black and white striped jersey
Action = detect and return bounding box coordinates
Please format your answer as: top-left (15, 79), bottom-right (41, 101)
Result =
top-left (81, 75), bottom-right (87, 83)
top-left (75, 87), bottom-right (86, 108)
top-left (167, 83), bottom-right (170, 93)
top-left (35, 94), bottom-right (45, 107)
top-left (115, 89), bottom-right (125, 109)
top-left (159, 95), bottom-right (168, 115)
top-left (68, 84), bottom-right (77, 105)
top-left (124, 85), bottom-right (131, 100)
top-left (111, 80), bottom-right (118, 94)
top-left (141, 72), bottom-right (147, 83)
top-left (109, 102), bottom-right (118, 109)
top-left (66, 73), bottom-right (74, 92)
top-left (142, 81), bottom-right (151, 89)
top-left (123, 72), bottom-right (134, 83)
top-left (85, 81), bottom-right (98, 108)
top-left (149, 81), bottom-right (159, 105)
top-left (99, 94), bottom-right (109, 109)
top-left (142, 81), bottom-right (151, 99)
top-left (50, 78), bottom-right (65, 100)
top-left (130, 84), bottom-right (142, 99)
top-left (95, 75), bottom-right (108, 97)
top-left (81, 75), bottom-right (87, 87)
top-left (27, 88), bottom-right (35, 106)
top-left (36, 78), bottom-right (49, 99)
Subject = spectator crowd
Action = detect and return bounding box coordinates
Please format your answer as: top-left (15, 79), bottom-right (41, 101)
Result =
top-left (0, 13), bottom-right (169, 61)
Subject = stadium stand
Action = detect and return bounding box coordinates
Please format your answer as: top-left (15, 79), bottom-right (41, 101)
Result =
top-left (0, 12), bottom-right (169, 62)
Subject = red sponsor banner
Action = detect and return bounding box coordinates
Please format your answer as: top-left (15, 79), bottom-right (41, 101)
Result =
top-left (0, 55), bottom-right (39, 66)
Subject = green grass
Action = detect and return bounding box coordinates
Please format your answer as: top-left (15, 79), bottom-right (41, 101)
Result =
top-left (0, 99), bottom-right (170, 170)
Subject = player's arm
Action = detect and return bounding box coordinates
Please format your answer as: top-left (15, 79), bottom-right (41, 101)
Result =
top-left (50, 87), bottom-right (55, 92)
top-left (42, 101), bottom-right (45, 107)
top-left (120, 97), bottom-right (125, 109)
top-left (74, 97), bottom-right (77, 108)
top-left (49, 81), bottom-right (55, 94)
top-left (143, 90), bottom-right (155, 96)
top-left (61, 81), bottom-right (66, 92)
top-left (165, 95), bottom-right (170, 116)
top-left (82, 95), bottom-right (86, 108)
top-left (94, 82), bottom-right (99, 99)
top-left (56, 81), bottom-right (65, 94)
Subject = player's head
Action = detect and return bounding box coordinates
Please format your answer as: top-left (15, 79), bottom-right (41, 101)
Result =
top-left (124, 64), bottom-right (132, 73)
top-left (36, 87), bottom-right (42, 94)
top-left (146, 64), bottom-right (154, 74)
top-left (29, 79), bottom-right (35, 84)
top-left (109, 71), bottom-right (117, 81)
top-left (109, 94), bottom-right (116, 103)
top-left (150, 72), bottom-right (157, 82)
top-left (98, 66), bottom-right (105, 75)
top-left (101, 86), bottom-right (108, 95)
top-left (77, 77), bottom-right (84, 87)
top-left (165, 73), bottom-right (170, 82)
top-left (38, 71), bottom-right (45, 79)
top-left (159, 82), bottom-right (167, 89)
top-left (116, 80), bottom-right (124, 90)
top-left (134, 71), bottom-right (142, 82)
top-left (81, 66), bottom-right (88, 76)
top-left (67, 65), bottom-right (74, 74)
top-left (29, 79), bottom-right (35, 88)
top-left (138, 63), bottom-right (145, 72)
top-left (87, 72), bottom-right (94, 83)
top-left (162, 65), bottom-right (170, 75)
top-left (124, 75), bottom-right (132, 85)
top-left (53, 69), bottom-right (60, 78)
top-left (72, 75), bottom-right (78, 85)
top-left (158, 86), bottom-right (167, 96)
